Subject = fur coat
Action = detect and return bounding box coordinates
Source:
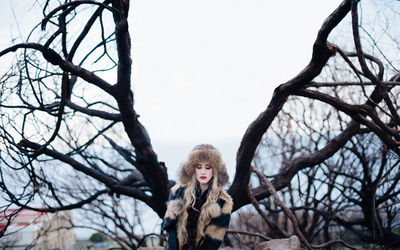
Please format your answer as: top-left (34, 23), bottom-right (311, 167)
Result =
top-left (163, 184), bottom-right (233, 250)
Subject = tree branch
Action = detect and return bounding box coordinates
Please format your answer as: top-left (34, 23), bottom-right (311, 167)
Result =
top-left (229, 0), bottom-right (352, 209)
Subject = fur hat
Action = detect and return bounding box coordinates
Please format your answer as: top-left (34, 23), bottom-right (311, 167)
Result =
top-left (177, 144), bottom-right (230, 187)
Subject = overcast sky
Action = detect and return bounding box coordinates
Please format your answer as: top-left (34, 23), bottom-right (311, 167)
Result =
top-left (0, 0), bottom-right (349, 238)
top-left (0, 0), bottom-right (346, 177)
top-left (131, 1), bottom-right (344, 140)
top-left (0, 0), bottom-right (349, 180)
top-left (129, 0), bottom-right (344, 176)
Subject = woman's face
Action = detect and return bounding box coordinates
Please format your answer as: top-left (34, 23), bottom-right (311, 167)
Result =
top-left (195, 161), bottom-right (213, 186)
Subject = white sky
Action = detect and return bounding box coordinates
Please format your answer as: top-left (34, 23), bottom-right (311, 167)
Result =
top-left (0, 0), bottom-right (348, 239)
top-left (131, 0), bottom-right (344, 141)
top-left (128, 0), bottom-right (344, 176)
top-left (0, 0), bottom-right (349, 181)
top-left (0, 0), bottom-right (346, 182)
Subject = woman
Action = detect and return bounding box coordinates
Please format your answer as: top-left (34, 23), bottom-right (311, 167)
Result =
top-left (163, 144), bottom-right (233, 250)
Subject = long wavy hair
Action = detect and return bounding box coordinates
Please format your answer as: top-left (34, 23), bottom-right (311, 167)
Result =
top-left (177, 165), bottom-right (222, 247)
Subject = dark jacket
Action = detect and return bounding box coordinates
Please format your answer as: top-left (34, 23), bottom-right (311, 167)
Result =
top-left (163, 185), bottom-right (233, 250)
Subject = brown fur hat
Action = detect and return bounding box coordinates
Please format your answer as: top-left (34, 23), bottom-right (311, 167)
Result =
top-left (178, 144), bottom-right (230, 187)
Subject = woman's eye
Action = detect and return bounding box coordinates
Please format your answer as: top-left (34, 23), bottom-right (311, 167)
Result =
top-left (206, 166), bottom-right (211, 170)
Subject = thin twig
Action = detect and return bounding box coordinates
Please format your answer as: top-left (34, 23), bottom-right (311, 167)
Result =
top-left (226, 229), bottom-right (271, 241)
top-left (252, 166), bottom-right (313, 250)
top-left (252, 166), bottom-right (358, 250)
top-left (248, 187), bottom-right (290, 238)
top-left (312, 239), bottom-right (357, 250)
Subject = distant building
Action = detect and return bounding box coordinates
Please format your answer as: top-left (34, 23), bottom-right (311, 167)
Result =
top-left (0, 208), bottom-right (76, 250)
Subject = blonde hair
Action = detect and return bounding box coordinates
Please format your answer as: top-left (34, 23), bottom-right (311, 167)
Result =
top-left (177, 163), bottom-right (222, 248)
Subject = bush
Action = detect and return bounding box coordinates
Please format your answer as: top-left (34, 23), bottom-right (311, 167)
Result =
top-left (89, 232), bottom-right (108, 243)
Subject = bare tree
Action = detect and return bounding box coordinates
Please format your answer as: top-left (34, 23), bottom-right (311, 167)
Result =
top-left (70, 175), bottom-right (161, 249)
top-left (234, 92), bottom-right (400, 248)
top-left (1, 0), bottom-right (399, 248)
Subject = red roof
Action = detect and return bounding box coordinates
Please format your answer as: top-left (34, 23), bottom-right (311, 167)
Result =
top-left (0, 209), bottom-right (47, 227)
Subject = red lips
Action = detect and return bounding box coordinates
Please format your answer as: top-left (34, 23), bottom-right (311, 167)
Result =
top-left (200, 176), bottom-right (207, 179)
